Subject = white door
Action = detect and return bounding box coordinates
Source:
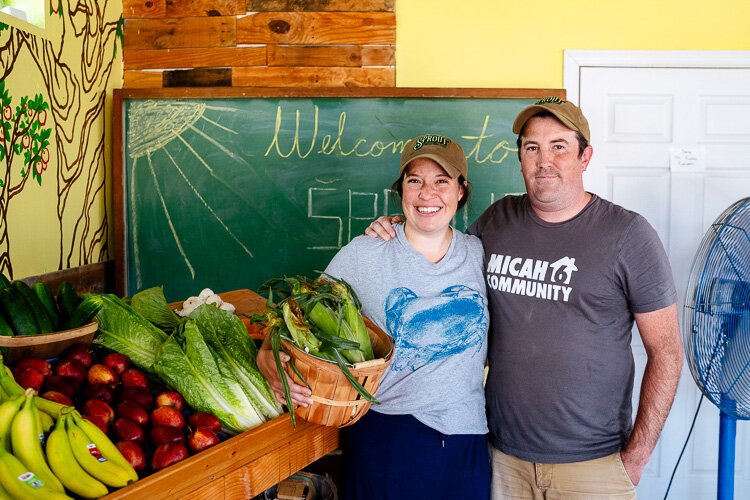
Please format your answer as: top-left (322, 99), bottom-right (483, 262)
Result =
top-left (567, 53), bottom-right (750, 499)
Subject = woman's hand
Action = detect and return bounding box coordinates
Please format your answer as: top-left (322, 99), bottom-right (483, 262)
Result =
top-left (364, 215), bottom-right (403, 240)
top-left (256, 343), bottom-right (314, 407)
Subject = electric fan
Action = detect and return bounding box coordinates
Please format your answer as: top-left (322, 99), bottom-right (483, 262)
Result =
top-left (684, 196), bottom-right (750, 500)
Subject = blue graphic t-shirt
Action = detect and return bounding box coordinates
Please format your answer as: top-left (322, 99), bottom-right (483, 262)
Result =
top-left (325, 223), bottom-right (489, 435)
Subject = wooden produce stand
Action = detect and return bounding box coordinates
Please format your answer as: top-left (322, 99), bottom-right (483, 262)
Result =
top-left (105, 289), bottom-right (340, 499)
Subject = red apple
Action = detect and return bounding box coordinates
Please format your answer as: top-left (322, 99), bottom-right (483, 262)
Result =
top-left (102, 353), bottom-right (130, 375)
top-left (187, 412), bottom-right (222, 433)
top-left (42, 374), bottom-right (78, 398)
top-left (118, 386), bottom-right (152, 410)
top-left (187, 427), bottom-right (220, 453)
top-left (55, 358), bottom-right (87, 384)
top-left (151, 406), bottom-right (185, 429)
top-left (40, 391), bottom-right (74, 407)
top-left (151, 442), bottom-right (188, 471)
top-left (150, 425), bottom-right (186, 446)
top-left (13, 357), bottom-right (52, 377)
top-left (14, 368), bottom-right (44, 391)
top-left (83, 382), bottom-right (116, 404)
top-left (115, 441), bottom-right (146, 472)
top-left (116, 400), bottom-right (149, 427)
top-left (112, 417), bottom-right (144, 443)
top-left (86, 364), bottom-right (117, 386)
top-left (82, 414), bottom-right (109, 434)
top-left (82, 399), bottom-right (115, 425)
top-left (154, 391), bottom-right (185, 412)
top-left (62, 343), bottom-right (94, 368)
top-left (120, 368), bottom-right (149, 389)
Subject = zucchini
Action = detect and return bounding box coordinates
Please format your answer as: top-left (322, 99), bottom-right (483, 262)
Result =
top-left (33, 282), bottom-right (61, 330)
top-left (12, 280), bottom-right (54, 333)
top-left (0, 288), bottom-right (39, 335)
top-left (65, 294), bottom-right (104, 329)
top-left (56, 281), bottom-right (82, 323)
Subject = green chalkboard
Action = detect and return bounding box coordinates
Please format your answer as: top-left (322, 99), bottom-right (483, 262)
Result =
top-left (113, 88), bottom-right (564, 301)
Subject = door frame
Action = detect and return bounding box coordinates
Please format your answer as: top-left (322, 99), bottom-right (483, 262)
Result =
top-left (563, 50), bottom-right (750, 104)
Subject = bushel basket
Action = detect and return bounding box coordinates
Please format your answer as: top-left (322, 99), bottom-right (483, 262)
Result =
top-left (281, 316), bottom-right (393, 427)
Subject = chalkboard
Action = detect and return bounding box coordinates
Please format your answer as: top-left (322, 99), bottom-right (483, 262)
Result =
top-left (113, 88), bottom-right (565, 301)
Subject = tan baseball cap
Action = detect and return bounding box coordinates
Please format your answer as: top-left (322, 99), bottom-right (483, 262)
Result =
top-left (512, 97), bottom-right (590, 142)
top-left (399, 134), bottom-right (468, 179)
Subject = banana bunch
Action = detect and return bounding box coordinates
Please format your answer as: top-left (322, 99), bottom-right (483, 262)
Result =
top-left (0, 383), bottom-right (138, 498)
top-left (0, 390), bottom-right (70, 499)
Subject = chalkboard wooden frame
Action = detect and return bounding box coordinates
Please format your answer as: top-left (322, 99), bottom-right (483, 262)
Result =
top-left (112, 87), bottom-right (565, 299)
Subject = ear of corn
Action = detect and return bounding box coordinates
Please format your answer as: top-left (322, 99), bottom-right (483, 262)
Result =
top-left (255, 274), bottom-right (383, 420)
top-left (341, 300), bottom-right (374, 361)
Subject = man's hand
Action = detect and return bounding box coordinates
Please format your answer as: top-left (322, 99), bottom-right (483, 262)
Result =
top-left (619, 449), bottom-right (645, 486)
top-left (364, 215), bottom-right (403, 240)
top-left (256, 344), bottom-right (313, 407)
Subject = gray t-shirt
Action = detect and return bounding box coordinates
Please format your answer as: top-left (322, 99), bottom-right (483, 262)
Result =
top-left (325, 223), bottom-right (489, 435)
top-left (468, 194), bottom-right (676, 463)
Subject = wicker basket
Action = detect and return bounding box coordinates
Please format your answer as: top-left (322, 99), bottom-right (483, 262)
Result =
top-left (281, 316), bottom-right (394, 428)
top-left (0, 322), bottom-right (98, 363)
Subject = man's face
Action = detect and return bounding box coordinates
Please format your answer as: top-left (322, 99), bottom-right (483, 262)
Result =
top-left (519, 115), bottom-right (593, 216)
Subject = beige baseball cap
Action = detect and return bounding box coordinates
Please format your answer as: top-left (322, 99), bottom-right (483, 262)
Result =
top-left (512, 97), bottom-right (591, 142)
top-left (399, 134), bottom-right (468, 179)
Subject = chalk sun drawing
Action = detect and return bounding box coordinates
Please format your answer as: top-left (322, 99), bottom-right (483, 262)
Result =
top-left (128, 100), bottom-right (254, 289)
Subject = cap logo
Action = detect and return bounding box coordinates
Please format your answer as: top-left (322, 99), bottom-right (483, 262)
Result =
top-left (413, 135), bottom-right (449, 151)
top-left (535, 96), bottom-right (564, 105)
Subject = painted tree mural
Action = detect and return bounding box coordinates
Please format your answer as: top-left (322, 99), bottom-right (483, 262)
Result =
top-left (0, 0), bottom-right (121, 278)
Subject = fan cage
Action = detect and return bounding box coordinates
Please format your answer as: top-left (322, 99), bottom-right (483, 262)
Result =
top-left (683, 197), bottom-right (750, 420)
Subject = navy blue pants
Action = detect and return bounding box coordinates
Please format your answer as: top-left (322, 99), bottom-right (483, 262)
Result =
top-left (340, 411), bottom-right (490, 500)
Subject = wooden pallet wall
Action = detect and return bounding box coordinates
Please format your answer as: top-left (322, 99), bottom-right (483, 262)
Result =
top-left (122, 0), bottom-right (396, 88)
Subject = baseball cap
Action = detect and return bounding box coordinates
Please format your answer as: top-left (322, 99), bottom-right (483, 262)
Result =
top-left (512, 97), bottom-right (590, 142)
top-left (399, 134), bottom-right (468, 179)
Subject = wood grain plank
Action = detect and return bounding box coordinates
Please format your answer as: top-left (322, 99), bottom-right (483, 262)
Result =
top-left (123, 17), bottom-right (237, 50)
top-left (237, 12), bottom-right (395, 45)
top-left (223, 426), bottom-right (339, 497)
top-left (250, 0), bottom-right (394, 10)
top-left (163, 68), bottom-right (233, 87)
top-left (268, 44), bottom-right (361, 67)
top-left (362, 45), bottom-right (394, 66)
top-left (167, 0), bottom-right (246, 17)
top-left (21, 260), bottom-right (115, 295)
top-left (125, 46), bottom-right (267, 69)
top-left (123, 70), bottom-right (164, 88)
top-left (180, 478), bottom-right (227, 499)
top-left (122, 0), bottom-right (166, 18)
top-left (232, 66), bottom-right (394, 87)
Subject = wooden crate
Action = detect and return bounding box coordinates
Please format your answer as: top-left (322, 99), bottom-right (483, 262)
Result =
top-left (106, 414), bottom-right (338, 499)
top-left (105, 289), bottom-right (340, 498)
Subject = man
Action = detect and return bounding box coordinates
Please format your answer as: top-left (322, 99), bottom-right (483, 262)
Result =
top-left (367, 98), bottom-right (683, 498)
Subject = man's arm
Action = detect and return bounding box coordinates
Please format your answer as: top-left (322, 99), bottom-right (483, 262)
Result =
top-left (620, 303), bottom-right (683, 485)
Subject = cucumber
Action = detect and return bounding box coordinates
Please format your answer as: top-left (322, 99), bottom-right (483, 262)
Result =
top-left (65, 294), bottom-right (104, 329)
top-left (0, 288), bottom-right (39, 335)
top-left (12, 280), bottom-right (54, 333)
top-left (0, 273), bottom-right (10, 290)
top-left (33, 282), bottom-right (61, 330)
top-left (0, 313), bottom-right (12, 358)
top-left (56, 281), bottom-right (82, 323)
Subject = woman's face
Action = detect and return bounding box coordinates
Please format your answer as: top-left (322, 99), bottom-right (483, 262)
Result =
top-left (401, 158), bottom-right (464, 236)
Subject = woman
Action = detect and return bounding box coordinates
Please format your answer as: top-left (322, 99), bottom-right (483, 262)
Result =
top-left (257, 134), bottom-right (490, 499)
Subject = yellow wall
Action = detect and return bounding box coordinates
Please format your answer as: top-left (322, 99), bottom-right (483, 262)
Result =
top-left (396, 0), bottom-right (750, 88)
top-left (0, 2), bottom-right (121, 280)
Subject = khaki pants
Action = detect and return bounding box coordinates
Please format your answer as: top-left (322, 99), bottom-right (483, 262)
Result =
top-left (491, 448), bottom-right (636, 500)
